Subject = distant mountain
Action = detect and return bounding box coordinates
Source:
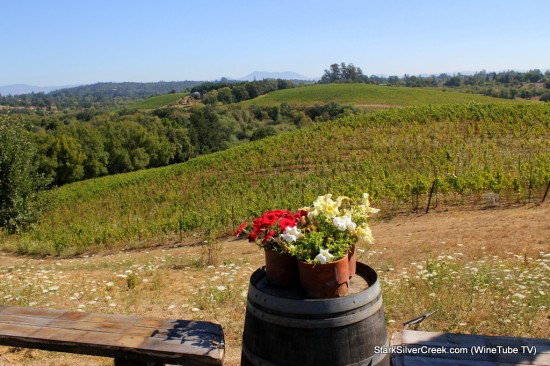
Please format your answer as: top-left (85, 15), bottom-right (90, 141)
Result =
top-left (239, 71), bottom-right (315, 81)
top-left (0, 84), bottom-right (75, 96)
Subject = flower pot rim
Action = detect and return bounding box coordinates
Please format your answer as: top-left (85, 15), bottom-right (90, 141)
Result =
top-left (298, 255), bottom-right (348, 267)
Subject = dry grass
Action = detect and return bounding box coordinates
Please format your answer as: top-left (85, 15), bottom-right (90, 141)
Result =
top-left (1, 204), bottom-right (549, 366)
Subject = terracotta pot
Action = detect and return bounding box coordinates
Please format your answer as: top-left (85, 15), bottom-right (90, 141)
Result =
top-left (298, 256), bottom-right (349, 298)
top-left (348, 244), bottom-right (357, 279)
top-left (264, 249), bottom-right (299, 287)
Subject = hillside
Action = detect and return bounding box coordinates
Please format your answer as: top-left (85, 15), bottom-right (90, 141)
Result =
top-left (0, 81), bottom-right (202, 109)
top-left (125, 92), bottom-right (191, 110)
top-left (1, 102), bottom-right (549, 365)
top-left (1, 102), bottom-right (548, 256)
top-left (240, 83), bottom-right (517, 110)
top-left (126, 83), bottom-right (517, 112)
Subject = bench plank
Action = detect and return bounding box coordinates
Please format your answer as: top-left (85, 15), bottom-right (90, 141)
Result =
top-left (391, 330), bottom-right (550, 366)
top-left (0, 306), bottom-right (224, 366)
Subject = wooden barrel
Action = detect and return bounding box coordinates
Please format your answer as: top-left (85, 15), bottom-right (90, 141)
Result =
top-left (241, 262), bottom-right (390, 366)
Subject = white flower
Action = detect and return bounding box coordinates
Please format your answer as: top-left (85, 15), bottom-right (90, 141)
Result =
top-left (312, 194), bottom-right (339, 217)
top-left (345, 215), bottom-right (357, 231)
top-left (361, 193), bottom-right (371, 206)
top-left (333, 216), bottom-right (348, 231)
top-left (355, 224), bottom-right (374, 244)
top-left (281, 225), bottom-right (301, 243)
top-left (307, 209), bottom-right (319, 217)
top-left (333, 214), bottom-right (356, 231)
top-left (357, 193), bottom-right (380, 216)
top-left (315, 249), bottom-right (334, 264)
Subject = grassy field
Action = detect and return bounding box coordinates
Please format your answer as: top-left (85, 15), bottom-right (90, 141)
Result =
top-left (126, 92), bottom-right (189, 110)
top-left (0, 204), bottom-right (548, 365)
top-left (240, 83), bottom-right (515, 110)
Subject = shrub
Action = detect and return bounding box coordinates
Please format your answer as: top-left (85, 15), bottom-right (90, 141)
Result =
top-left (0, 116), bottom-right (50, 232)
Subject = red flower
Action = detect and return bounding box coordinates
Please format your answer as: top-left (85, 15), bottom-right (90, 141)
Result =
top-left (235, 222), bottom-right (247, 236)
top-left (243, 209), bottom-right (307, 247)
top-left (262, 230), bottom-right (276, 243)
top-left (279, 216), bottom-right (296, 232)
top-left (248, 227), bottom-right (260, 242)
top-left (296, 210), bottom-right (308, 219)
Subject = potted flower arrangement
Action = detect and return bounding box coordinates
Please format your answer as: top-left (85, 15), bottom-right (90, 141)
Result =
top-left (237, 193), bottom-right (379, 297)
top-left (291, 193), bottom-right (379, 298)
top-left (236, 209), bottom-right (307, 286)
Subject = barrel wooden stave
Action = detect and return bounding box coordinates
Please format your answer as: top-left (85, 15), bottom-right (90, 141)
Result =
top-left (241, 263), bottom-right (390, 366)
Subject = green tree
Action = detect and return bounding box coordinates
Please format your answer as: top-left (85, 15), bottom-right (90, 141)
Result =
top-left (320, 62), bottom-right (367, 83)
top-left (33, 131), bottom-right (60, 182)
top-left (320, 63), bottom-right (342, 83)
top-left (53, 135), bottom-right (86, 185)
top-left (444, 76), bottom-right (462, 87)
top-left (251, 126), bottom-right (277, 141)
top-left (232, 85), bottom-right (250, 102)
top-left (217, 87), bottom-right (234, 104)
top-left (0, 116), bottom-right (50, 232)
top-left (165, 128), bottom-right (194, 162)
top-left (188, 107), bottom-right (227, 154)
top-left (203, 90), bottom-right (218, 105)
top-left (73, 125), bottom-right (109, 179)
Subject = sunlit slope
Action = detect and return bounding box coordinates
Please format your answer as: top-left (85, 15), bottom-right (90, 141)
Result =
top-left (127, 92), bottom-right (189, 110)
top-left (241, 84), bottom-right (516, 110)
top-left (7, 103), bottom-right (550, 256)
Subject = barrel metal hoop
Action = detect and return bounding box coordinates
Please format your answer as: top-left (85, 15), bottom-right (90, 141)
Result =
top-left (247, 295), bottom-right (384, 329)
top-left (248, 264), bottom-right (381, 316)
top-left (242, 338), bottom-right (390, 366)
top-left (242, 343), bottom-right (281, 366)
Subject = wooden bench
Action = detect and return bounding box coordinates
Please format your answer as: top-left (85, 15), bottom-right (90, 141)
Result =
top-left (0, 305), bottom-right (224, 366)
top-left (391, 330), bottom-right (550, 366)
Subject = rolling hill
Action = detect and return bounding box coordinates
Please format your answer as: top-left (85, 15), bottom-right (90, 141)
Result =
top-left (3, 102), bottom-right (548, 256)
top-left (128, 83), bottom-right (517, 112)
top-left (125, 92), bottom-right (190, 110)
top-left (240, 83), bottom-right (518, 110)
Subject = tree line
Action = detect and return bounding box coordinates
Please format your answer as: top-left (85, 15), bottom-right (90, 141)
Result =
top-left (190, 78), bottom-right (297, 105)
top-left (321, 63), bottom-right (550, 100)
top-left (0, 81), bottom-right (202, 109)
top-left (0, 79), bottom-right (303, 111)
top-left (4, 101), bottom-right (355, 185)
top-left (3, 68), bottom-right (550, 113)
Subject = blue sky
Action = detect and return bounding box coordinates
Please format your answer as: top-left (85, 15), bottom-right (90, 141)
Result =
top-left (1, 0), bottom-right (549, 85)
